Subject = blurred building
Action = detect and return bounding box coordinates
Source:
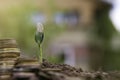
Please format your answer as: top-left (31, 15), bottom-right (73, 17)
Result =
top-left (47, 0), bottom-right (116, 71)
top-left (48, 0), bottom-right (97, 71)
top-left (41, 0), bottom-right (96, 27)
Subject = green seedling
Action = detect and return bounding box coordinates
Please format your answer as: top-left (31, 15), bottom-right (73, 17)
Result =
top-left (35, 23), bottom-right (44, 63)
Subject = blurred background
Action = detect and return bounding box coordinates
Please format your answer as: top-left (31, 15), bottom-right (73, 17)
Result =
top-left (0, 0), bottom-right (120, 71)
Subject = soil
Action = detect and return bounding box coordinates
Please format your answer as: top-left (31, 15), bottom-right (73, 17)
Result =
top-left (37, 59), bottom-right (120, 80)
top-left (41, 59), bottom-right (83, 75)
top-left (36, 59), bottom-right (103, 80)
top-left (37, 59), bottom-right (83, 80)
top-left (1, 59), bottom-right (120, 80)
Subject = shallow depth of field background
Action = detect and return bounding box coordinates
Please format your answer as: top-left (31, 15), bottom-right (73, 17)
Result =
top-left (0, 0), bottom-right (120, 71)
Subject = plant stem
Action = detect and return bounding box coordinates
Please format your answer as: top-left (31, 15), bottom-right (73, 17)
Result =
top-left (38, 44), bottom-right (43, 63)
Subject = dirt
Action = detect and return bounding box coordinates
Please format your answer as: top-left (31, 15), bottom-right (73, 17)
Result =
top-left (35, 59), bottom-right (83, 80)
top-left (1, 59), bottom-right (120, 80)
top-left (40, 59), bottom-right (83, 76)
top-left (37, 59), bottom-right (120, 80)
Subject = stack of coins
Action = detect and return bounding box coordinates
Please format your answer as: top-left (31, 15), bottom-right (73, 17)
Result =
top-left (0, 69), bottom-right (12, 80)
top-left (15, 58), bottom-right (40, 69)
top-left (12, 68), bottom-right (38, 80)
top-left (12, 58), bottom-right (40, 80)
top-left (0, 39), bottom-right (20, 70)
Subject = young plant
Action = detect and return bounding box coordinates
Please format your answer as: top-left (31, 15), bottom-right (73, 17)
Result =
top-left (35, 23), bottom-right (44, 63)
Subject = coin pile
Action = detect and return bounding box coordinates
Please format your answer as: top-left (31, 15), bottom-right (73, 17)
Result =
top-left (0, 39), bottom-right (20, 69)
top-left (0, 39), bottom-right (20, 79)
top-left (12, 58), bottom-right (40, 80)
top-left (15, 58), bottom-right (40, 69)
top-left (0, 69), bottom-right (12, 80)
